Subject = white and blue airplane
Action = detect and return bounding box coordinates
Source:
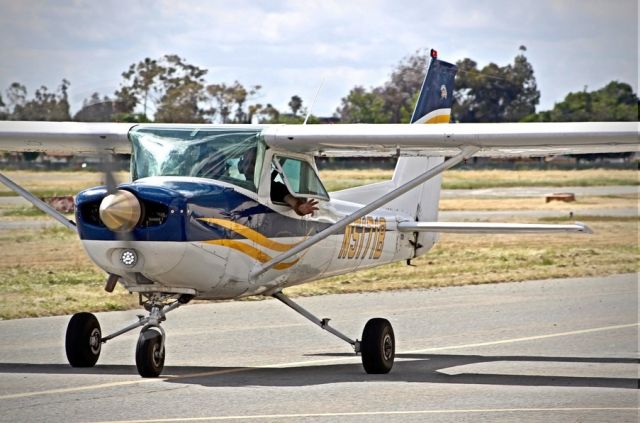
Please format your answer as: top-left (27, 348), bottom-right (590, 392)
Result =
top-left (0, 51), bottom-right (637, 377)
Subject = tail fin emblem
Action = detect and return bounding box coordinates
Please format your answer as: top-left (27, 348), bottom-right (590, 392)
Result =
top-left (440, 85), bottom-right (448, 100)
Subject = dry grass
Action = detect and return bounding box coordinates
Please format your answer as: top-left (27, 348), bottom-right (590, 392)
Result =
top-left (440, 195), bottom-right (637, 211)
top-left (1, 169), bottom-right (636, 196)
top-left (0, 168), bottom-right (637, 319)
top-left (320, 168), bottom-right (638, 191)
top-left (441, 168), bottom-right (639, 189)
top-left (287, 220), bottom-right (638, 297)
top-left (0, 171), bottom-right (129, 197)
top-left (0, 217), bottom-right (636, 320)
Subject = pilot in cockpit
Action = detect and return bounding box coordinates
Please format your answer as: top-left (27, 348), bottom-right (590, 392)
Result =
top-left (239, 148), bottom-right (318, 216)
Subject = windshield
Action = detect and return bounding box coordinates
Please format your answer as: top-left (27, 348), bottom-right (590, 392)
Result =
top-left (130, 126), bottom-right (265, 192)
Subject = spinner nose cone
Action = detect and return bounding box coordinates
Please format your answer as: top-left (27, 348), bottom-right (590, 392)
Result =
top-left (99, 190), bottom-right (142, 232)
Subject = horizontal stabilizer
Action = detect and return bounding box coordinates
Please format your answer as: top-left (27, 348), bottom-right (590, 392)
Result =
top-left (397, 221), bottom-right (593, 234)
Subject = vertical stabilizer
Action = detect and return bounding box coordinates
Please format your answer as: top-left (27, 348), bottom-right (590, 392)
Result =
top-left (410, 50), bottom-right (458, 123)
top-left (389, 50), bottom-right (458, 257)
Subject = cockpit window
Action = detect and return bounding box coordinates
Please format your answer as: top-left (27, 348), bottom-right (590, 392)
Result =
top-left (130, 126), bottom-right (265, 192)
top-left (273, 155), bottom-right (329, 201)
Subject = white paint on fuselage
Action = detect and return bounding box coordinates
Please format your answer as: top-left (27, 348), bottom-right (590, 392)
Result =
top-left (81, 193), bottom-right (425, 300)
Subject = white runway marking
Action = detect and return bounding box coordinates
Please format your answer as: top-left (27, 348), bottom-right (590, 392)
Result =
top-left (0, 322), bottom-right (637, 400)
top-left (405, 322), bottom-right (640, 353)
top-left (89, 407), bottom-right (640, 423)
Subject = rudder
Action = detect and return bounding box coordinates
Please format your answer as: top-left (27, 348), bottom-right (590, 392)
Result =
top-left (390, 49), bottom-right (457, 257)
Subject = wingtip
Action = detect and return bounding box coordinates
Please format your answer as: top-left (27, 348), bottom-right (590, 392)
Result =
top-left (575, 221), bottom-right (594, 234)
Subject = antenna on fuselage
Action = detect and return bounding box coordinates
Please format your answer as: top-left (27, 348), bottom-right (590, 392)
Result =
top-left (303, 77), bottom-right (325, 125)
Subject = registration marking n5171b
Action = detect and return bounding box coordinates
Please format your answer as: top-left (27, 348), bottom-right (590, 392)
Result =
top-left (338, 216), bottom-right (386, 260)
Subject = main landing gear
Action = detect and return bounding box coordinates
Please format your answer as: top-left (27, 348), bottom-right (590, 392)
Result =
top-left (65, 293), bottom-right (192, 377)
top-left (272, 292), bottom-right (395, 374)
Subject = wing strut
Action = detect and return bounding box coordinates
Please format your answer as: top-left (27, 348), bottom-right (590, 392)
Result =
top-left (0, 172), bottom-right (76, 231)
top-left (250, 145), bottom-right (480, 278)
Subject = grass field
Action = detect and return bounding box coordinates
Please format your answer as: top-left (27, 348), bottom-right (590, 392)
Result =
top-left (0, 168), bottom-right (637, 319)
top-left (0, 216), bottom-right (636, 320)
top-left (0, 169), bottom-right (637, 196)
top-left (320, 168), bottom-right (639, 191)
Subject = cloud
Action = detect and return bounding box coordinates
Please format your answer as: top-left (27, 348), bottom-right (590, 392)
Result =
top-left (0, 0), bottom-right (636, 115)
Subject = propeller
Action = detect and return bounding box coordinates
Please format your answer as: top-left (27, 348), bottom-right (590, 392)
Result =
top-left (98, 153), bottom-right (141, 235)
top-left (95, 149), bottom-right (140, 292)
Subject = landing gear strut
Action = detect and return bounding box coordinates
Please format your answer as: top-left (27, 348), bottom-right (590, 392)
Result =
top-left (64, 293), bottom-right (192, 377)
top-left (272, 291), bottom-right (395, 374)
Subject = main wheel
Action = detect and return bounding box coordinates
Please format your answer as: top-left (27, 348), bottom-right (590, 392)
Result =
top-left (360, 318), bottom-right (395, 374)
top-left (136, 329), bottom-right (165, 378)
top-left (65, 312), bottom-right (101, 367)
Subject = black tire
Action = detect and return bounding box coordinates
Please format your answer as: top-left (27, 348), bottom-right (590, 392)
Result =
top-left (360, 318), bottom-right (395, 374)
top-left (65, 312), bottom-right (101, 367)
top-left (136, 329), bottom-right (165, 378)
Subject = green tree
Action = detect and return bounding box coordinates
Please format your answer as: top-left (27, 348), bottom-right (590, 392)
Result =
top-left (0, 94), bottom-right (7, 120)
top-left (524, 81), bottom-right (638, 122)
top-left (10, 80), bottom-right (71, 121)
top-left (288, 95), bottom-right (303, 116)
top-left (453, 50), bottom-right (539, 122)
top-left (4, 82), bottom-right (27, 114)
top-left (115, 55), bottom-right (208, 122)
top-left (205, 81), bottom-right (261, 123)
top-left (335, 50), bottom-right (431, 123)
top-left (154, 55), bottom-right (208, 123)
top-left (336, 86), bottom-right (391, 123)
top-left (380, 51), bottom-right (430, 123)
top-left (337, 48), bottom-right (541, 124)
top-left (115, 57), bottom-right (165, 117)
top-left (74, 92), bottom-right (115, 122)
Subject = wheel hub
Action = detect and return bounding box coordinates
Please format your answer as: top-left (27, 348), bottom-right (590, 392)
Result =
top-left (382, 334), bottom-right (393, 361)
top-left (89, 328), bottom-right (101, 355)
top-left (152, 343), bottom-right (163, 367)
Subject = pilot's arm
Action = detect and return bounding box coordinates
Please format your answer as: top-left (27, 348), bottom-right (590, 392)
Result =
top-left (283, 194), bottom-right (319, 216)
top-left (270, 171), bottom-right (318, 216)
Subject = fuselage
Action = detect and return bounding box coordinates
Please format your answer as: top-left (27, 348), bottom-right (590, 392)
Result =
top-left (76, 175), bottom-right (427, 299)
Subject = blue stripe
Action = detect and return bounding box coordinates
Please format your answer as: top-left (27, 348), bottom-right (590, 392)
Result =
top-left (75, 179), bottom-right (331, 242)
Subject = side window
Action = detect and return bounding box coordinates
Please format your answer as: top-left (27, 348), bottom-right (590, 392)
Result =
top-left (274, 156), bottom-right (329, 201)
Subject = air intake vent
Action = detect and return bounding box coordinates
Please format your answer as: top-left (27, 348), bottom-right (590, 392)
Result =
top-left (139, 199), bottom-right (169, 228)
top-left (79, 200), bottom-right (104, 227)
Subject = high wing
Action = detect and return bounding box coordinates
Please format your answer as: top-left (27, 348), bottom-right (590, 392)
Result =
top-left (261, 121), bottom-right (638, 157)
top-left (0, 121), bottom-right (134, 154)
top-left (0, 121), bottom-right (636, 157)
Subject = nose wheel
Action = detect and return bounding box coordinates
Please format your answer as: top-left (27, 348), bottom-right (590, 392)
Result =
top-left (136, 328), bottom-right (165, 377)
top-left (64, 293), bottom-right (192, 377)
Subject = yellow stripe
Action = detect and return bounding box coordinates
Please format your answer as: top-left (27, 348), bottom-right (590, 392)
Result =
top-left (204, 239), bottom-right (299, 270)
top-left (425, 114), bottom-right (451, 124)
top-left (199, 218), bottom-right (302, 252)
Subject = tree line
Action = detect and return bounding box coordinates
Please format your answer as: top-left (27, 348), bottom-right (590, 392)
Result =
top-left (0, 48), bottom-right (637, 125)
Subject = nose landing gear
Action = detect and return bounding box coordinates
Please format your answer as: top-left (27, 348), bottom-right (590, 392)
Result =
top-left (136, 328), bottom-right (165, 378)
top-left (64, 293), bottom-right (192, 377)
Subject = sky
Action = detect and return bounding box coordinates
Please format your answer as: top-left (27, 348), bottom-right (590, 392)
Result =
top-left (0, 0), bottom-right (637, 118)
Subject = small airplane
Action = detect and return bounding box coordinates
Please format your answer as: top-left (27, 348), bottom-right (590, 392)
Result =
top-left (0, 50), bottom-right (637, 377)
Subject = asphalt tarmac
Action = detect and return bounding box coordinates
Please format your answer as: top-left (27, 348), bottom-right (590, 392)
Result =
top-left (0, 273), bottom-right (638, 422)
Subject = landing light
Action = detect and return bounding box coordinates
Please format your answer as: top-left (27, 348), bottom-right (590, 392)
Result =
top-left (120, 249), bottom-right (138, 267)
